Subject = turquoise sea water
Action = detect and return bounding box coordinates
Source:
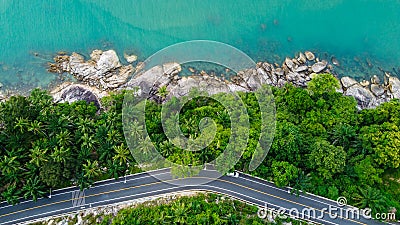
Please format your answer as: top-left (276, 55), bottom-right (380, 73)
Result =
top-left (1, 0), bottom-right (400, 92)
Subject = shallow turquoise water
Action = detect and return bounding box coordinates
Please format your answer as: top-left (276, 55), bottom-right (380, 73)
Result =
top-left (1, 0), bottom-right (400, 92)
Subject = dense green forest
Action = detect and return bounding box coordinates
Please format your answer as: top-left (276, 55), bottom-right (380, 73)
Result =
top-left (0, 73), bottom-right (399, 219)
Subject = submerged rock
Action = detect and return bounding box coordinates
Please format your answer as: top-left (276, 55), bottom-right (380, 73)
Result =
top-left (331, 56), bottom-right (340, 66)
top-left (124, 53), bottom-right (138, 63)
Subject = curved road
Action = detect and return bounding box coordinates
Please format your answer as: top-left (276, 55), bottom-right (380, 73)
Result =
top-left (0, 168), bottom-right (387, 225)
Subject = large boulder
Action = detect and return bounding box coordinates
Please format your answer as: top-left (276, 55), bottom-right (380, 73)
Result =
top-left (305, 51), bottom-right (315, 61)
top-left (389, 76), bottom-right (400, 98)
top-left (96, 50), bottom-right (121, 74)
top-left (51, 83), bottom-right (108, 109)
top-left (59, 86), bottom-right (100, 108)
top-left (345, 84), bottom-right (375, 109)
top-left (370, 84), bottom-right (385, 96)
top-left (311, 61), bottom-right (327, 73)
top-left (340, 76), bottom-right (358, 89)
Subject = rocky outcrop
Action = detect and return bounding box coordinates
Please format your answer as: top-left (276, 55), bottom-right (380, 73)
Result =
top-left (48, 50), bottom-right (134, 90)
top-left (341, 77), bottom-right (358, 89)
top-left (49, 49), bottom-right (400, 110)
top-left (389, 76), bottom-right (400, 99)
top-left (51, 83), bottom-right (108, 109)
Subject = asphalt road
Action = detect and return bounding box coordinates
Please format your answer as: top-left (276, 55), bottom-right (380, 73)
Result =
top-left (0, 168), bottom-right (387, 225)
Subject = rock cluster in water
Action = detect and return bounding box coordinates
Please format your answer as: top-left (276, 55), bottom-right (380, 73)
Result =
top-left (48, 50), bottom-right (134, 90)
top-left (48, 50), bottom-right (400, 110)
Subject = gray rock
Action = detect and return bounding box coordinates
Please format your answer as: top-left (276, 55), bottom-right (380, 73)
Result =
top-left (370, 84), bottom-right (385, 96)
top-left (96, 50), bottom-right (121, 74)
top-left (389, 76), bottom-right (400, 98)
top-left (371, 75), bottom-right (380, 85)
top-left (52, 50), bottom-right (133, 90)
top-left (345, 84), bottom-right (375, 109)
top-left (298, 52), bottom-right (307, 64)
top-left (274, 68), bottom-right (284, 76)
top-left (311, 61), bottom-right (327, 73)
top-left (256, 68), bottom-right (270, 82)
top-left (295, 65), bottom-right (308, 73)
top-left (305, 51), bottom-right (315, 61)
top-left (285, 57), bottom-right (295, 70)
top-left (59, 85), bottom-right (101, 108)
top-left (340, 76), bottom-right (358, 88)
top-left (286, 72), bottom-right (300, 81)
top-left (277, 79), bottom-right (286, 87)
top-left (368, 96), bottom-right (390, 109)
top-left (90, 49), bottom-right (103, 62)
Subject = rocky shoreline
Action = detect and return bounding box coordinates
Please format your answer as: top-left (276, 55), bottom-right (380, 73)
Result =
top-left (45, 49), bottom-right (400, 110)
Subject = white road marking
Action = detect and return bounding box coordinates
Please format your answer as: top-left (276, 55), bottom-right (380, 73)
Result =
top-left (238, 175), bottom-right (347, 210)
top-left (0, 170), bottom-right (170, 210)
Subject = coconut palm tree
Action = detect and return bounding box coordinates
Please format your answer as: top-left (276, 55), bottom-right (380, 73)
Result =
top-left (29, 146), bottom-right (48, 167)
top-left (56, 130), bottom-right (72, 147)
top-left (83, 160), bottom-right (101, 180)
top-left (22, 176), bottom-right (46, 201)
top-left (14, 117), bottom-right (29, 133)
top-left (172, 202), bottom-right (187, 224)
top-left (2, 184), bottom-right (22, 205)
top-left (107, 129), bottom-right (122, 144)
top-left (157, 86), bottom-right (169, 102)
top-left (113, 144), bottom-right (130, 166)
top-left (76, 117), bottom-right (94, 134)
top-left (160, 140), bottom-right (174, 158)
top-left (51, 146), bottom-right (70, 164)
top-left (291, 170), bottom-right (311, 196)
top-left (129, 120), bottom-right (144, 140)
top-left (80, 133), bottom-right (96, 151)
top-left (107, 160), bottom-right (125, 179)
top-left (353, 187), bottom-right (387, 213)
top-left (28, 120), bottom-right (44, 136)
top-left (0, 154), bottom-right (20, 177)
